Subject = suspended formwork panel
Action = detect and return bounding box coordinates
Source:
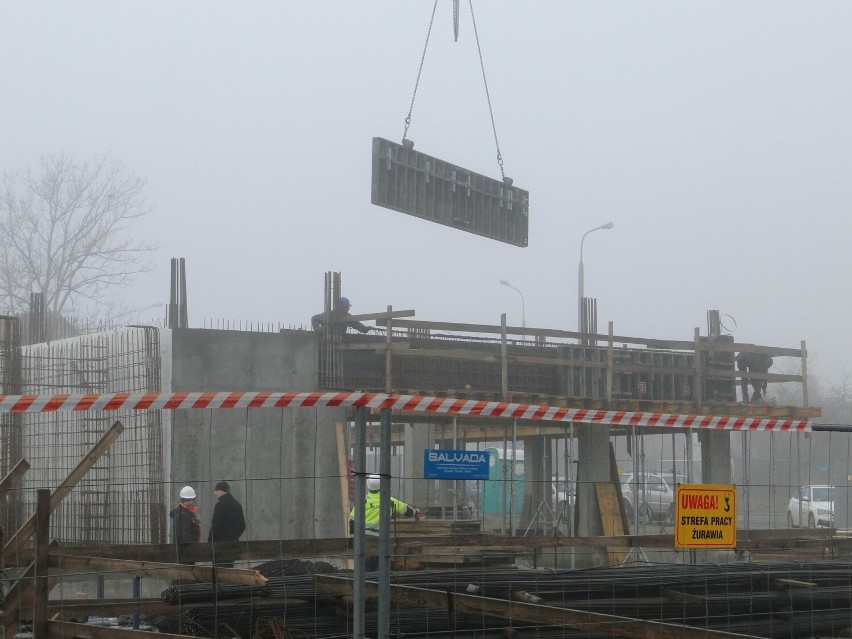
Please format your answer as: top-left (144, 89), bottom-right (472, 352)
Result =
top-left (371, 137), bottom-right (529, 247)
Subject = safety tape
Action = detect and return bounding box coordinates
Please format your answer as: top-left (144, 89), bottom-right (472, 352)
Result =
top-left (0, 391), bottom-right (810, 432)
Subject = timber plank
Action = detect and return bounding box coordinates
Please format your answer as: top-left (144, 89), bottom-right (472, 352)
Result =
top-left (0, 458), bottom-right (30, 492)
top-left (50, 555), bottom-right (268, 586)
top-left (5, 530), bottom-right (843, 571)
top-left (7, 538), bottom-right (354, 567)
top-left (596, 482), bottom-right (628, 564)
top-left (48, 620), bottom-right (194, 639)
top-left (45, 596), bottom-right (302, 617)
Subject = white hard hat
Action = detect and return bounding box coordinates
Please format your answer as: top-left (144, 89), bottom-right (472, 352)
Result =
top-left (179, 485), bottom-right (196, 500)
top-left (366, 474), bottom-right (381, 492)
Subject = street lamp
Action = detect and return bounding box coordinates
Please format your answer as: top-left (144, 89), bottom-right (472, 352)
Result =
top-left (499, 279), bottom-right (526, 328)
top-left (578, 222), bottom-right (614, 332)
top-left (133, 302), bottom-right (165, 325)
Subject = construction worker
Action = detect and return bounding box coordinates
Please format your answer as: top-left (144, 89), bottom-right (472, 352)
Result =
top-left (349, 474), bottom-right (420, 571)
top-left (170, 485), bottom-right (201, 565)
top-left (208, 480), bottom-right (246, 568)
top-left (736, 351), bottom-right (773, 403)
top-left (311, 297), bottom-right (374, 337)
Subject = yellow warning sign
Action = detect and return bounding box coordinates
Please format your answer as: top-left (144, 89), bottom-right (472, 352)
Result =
top-left (675, 484), bottom-right (736, 548)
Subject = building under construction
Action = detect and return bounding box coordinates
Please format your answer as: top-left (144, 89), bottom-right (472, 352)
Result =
top-left (2, 276), bottom-right (850, 639)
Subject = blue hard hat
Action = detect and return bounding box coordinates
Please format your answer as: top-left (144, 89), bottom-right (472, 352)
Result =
top-left (339, 297), bottom-right (351, 307)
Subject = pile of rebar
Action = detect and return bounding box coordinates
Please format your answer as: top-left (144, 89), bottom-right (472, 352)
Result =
top-left (147, 561), bottom-right (852, 639)
top-left (161, 581), bottom-right (271, 605)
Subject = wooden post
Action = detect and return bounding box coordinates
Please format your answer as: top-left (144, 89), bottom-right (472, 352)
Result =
top-left (501, 313), bottom-right (508, 401)
top-left (336, 422), bottom-right (350, 538)
top-left (606, 321), bottom-right (614, 404)
top-left (693, 328), bottom-right (703, 407)
top-left (33, 489), bottom-right (50, 639)
top-left (385, 305), bottom-right (393, 393)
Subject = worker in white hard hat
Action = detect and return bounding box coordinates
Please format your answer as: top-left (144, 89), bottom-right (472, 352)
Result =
top-left (348, 474), bottom-right (420, 571)
top-left (170, 485), bottom-right (201, 563)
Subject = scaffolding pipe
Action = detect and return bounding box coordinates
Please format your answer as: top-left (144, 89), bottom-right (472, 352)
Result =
top-left (378, 407), bottom-right (392, 639)
top-left (353, 407), bottom-right (367, 639)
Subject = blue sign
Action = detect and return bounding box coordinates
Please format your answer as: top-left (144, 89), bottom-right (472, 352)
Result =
top-left (423, 449), bottom-right (490, 480)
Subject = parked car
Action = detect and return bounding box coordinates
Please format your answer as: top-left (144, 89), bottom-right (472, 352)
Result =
top-left (620, 472), bottom-right (675, 524)
top-left (787, 485), bottom-right (835, 528)
top-left (661, 472), bottom-right (689, 488)
top-left (660, 472), bottom-right (690, 521)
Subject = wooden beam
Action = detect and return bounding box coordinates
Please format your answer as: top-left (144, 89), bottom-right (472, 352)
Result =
top-left (47, 620), bottom-right (194, 639)
top-left (335, 421), bottom-right (350, 538)
top-left (45, 596), bottom-right (303, 617)
top-left (771, 578), bottom-right (817, 589)
top-left (595, 482), bottom-right (628, 564)
top-left (6, 529), bottom-right (843, 571)
top-left (50, 555), bottom-right (268, 586)
top-left (34, 490), bottom-right (50, 639)
top-left (8, 537), bottom-right (354, 567)
top-left (315, 575), bottom-right (764, 639)
top-left (4, 421), bottom-right (125, 556)
top-left (344, 309), bottom-right (415, 322)
top-left (0, 458), bottom-right (30, 492)
top-left (390, 319), bottom-right (804, 357)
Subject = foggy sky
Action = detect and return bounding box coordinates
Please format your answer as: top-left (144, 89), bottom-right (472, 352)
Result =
top-left (2, 2), bottom-right (851, 385)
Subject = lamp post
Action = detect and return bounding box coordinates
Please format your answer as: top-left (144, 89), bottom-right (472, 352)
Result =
top-left (132, 302), bottom-right (165, 325)
top-left (499, 279), bottom-right (526, 328)
top-left (578, 222), bottom-right (614, 332)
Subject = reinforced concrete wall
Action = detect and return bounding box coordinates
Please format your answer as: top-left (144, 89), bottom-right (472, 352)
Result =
top-left (166, 328), bottom-right (347, 541)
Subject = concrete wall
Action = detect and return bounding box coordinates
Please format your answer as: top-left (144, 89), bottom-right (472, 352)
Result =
top-left (166, 328), bottom-right (348, 541)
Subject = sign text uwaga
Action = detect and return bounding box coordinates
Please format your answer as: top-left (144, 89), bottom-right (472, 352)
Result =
top-left (675, 484), bottom-right (736, 548)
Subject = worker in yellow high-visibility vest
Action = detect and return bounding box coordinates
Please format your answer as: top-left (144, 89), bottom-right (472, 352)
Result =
top-left (349, 474), bottom-right (420, 571)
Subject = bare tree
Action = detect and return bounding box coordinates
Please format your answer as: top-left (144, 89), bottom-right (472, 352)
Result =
top-left (0, 153), bottom-right (157, 319)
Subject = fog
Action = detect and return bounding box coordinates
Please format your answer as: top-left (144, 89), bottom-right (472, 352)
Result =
top-left (2, 2), bottom-right (850, 383)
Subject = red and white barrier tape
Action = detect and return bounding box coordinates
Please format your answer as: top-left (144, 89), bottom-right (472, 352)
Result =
top-left (0, 391), bottom-right (810, 432)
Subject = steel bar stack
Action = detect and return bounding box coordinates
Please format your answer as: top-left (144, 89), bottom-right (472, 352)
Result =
top-left (145, 561), bottom-right (852, 639)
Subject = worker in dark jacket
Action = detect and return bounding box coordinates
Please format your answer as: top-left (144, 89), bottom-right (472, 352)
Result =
top-left (736, 351), bottom-right (773, 403)
top-left (170, 485), bottom-right (201, 565)
top-left (208, 481), bottom-right (246, 567)
top-left (311, 297), bottom-right (373, 338)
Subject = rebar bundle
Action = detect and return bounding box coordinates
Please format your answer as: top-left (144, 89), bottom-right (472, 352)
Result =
top-left (147, 561), bottom-right (852, 639)
top-left (161, 581), bottom-right (271, 605)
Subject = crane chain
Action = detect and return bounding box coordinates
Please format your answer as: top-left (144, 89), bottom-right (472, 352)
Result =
top-left (403, 0), bottom-right (440, 144)
top-left (469, 0), bottom-right (506, 180)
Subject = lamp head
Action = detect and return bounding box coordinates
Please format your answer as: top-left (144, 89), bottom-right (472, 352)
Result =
top-left (499, 279), bottom-right (511, 287)
top-left (601, 222), bottom-right (614, 230)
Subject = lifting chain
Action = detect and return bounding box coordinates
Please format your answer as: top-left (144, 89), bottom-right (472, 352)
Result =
top-left (469, 0), bottom-right (505, 180)
top-left (403, 0), bottom-right (507, 181)
top-left (403, 0), bottom-right (440, 144)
